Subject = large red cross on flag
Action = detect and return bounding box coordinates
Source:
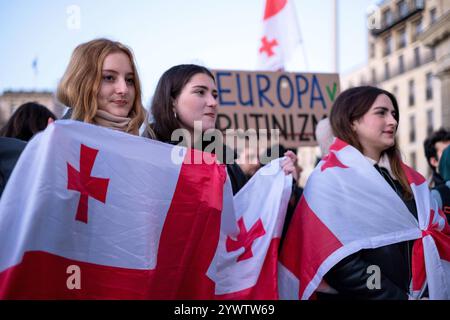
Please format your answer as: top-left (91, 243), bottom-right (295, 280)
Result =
top-left (67, 144), bottom-right (109, 223)
top-left (258, 0), bottom-right (302, 71)
top-left (0, 120), bottom-right (292, 299)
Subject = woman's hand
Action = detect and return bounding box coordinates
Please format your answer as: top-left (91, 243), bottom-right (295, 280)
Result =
top-left (281, 150), bottom-right (298, 178)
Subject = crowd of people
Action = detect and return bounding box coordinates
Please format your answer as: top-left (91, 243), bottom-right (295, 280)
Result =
top-left (0, 38), bottom-right (449, 299)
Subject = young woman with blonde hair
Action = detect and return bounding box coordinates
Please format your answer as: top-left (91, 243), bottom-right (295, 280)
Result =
top-left (57, 38), bottom-right (145, 135)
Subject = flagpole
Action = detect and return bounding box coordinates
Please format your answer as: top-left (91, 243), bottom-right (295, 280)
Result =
top-left (294, 7), bottom-right (309, 72)
top-left (288, 0), bottom-right (309, 71)
top-left (332, 0), bottom-right (339, 73)
top-left (32, 56), bottom-right (38, 90)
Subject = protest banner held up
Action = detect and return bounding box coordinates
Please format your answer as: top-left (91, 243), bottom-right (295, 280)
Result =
top-left (211, 70), bottom-right (340, 149)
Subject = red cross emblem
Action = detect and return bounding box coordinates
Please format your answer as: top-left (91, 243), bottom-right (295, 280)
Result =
top-left (226, 217), bottom-right (266, 262)
top-left (321, 151), bottom-right (348, 172)
top-left (259, 36), bottom-right (278, 57)
top-left (67, 144), bottom-right (110, 223)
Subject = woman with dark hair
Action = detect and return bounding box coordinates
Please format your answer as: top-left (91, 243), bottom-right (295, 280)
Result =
top-left (281, 86), bottom-right (449, 300)
top-left (0, 102), bottom-right (56, 141)
top-left (320, 86), bottom-right (417, 299)
top-left (144, 64), bottom-right (297, 194)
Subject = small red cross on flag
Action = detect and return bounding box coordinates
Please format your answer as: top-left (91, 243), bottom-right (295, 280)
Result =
top-left (321, 151), bottom-right (348, 172)
top-left (226, 217), bottom-right (266, 262)
top-left (67, 144), bottom-right (110, 223)
top-left (259, 36), bottom-right (278, 57)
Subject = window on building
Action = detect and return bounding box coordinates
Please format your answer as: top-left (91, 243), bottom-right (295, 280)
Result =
top-left (397, 27), bottom-right (407, 49)
top-left (384, 62), bottom-right (390, 80)
top-left (430, 47), bottom-right (436, 60)
top-left (430, 8), bottom-right (437, 24)
top-left (409, 79), bottom-right (415, 106)
top-left (383, 35), bottom-right (392, 56)
top-left (392, 86), bottom-right (399, 100)
top-left (415, 0), bottom-right (425, 9)
top-left (371, 68), bottom-right (377, 85)
top-left (426, 72), bottom-right (433, 100)
top-left (398, 55), bottom-right (405, 74)
top-left (427, 109), bottom-right (434, 136)
top-left (370, 42), bottom-right (375, 59)
top-left (410, 152), bottom-right (417, 169)
top-left (383, 8), bottom-right (393, 27)
top-left (397, 0), bottom-right (408, 18)
top-left (414, 47), bottom-right (421, 67)
top-left (409, 115), bottom-right (416, 143)
top-left (412, 18), bottom-right (422, 42)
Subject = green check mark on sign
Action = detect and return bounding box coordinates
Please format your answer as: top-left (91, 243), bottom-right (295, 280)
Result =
top-left (326, 83), bottom-right (338, 102)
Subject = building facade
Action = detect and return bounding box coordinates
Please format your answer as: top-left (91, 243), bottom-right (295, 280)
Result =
top-left (0, 90), bottom-right (65, 126)
top-left (342, 0), bottom-right (450, 178)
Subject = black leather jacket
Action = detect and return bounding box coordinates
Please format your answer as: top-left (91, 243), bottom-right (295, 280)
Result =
top-left (317, 165), bottom-right (418, 300)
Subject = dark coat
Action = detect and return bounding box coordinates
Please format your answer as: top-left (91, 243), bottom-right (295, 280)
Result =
top-left (0, 137), bottom-right (26, 197)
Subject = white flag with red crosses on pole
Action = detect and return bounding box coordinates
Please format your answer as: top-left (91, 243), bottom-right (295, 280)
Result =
top-left (258, 0), bottom-right (302, 71)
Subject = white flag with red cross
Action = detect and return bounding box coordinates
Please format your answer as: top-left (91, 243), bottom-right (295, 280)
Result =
top-left (0, 120), bottom-right (291, 299)
top-left (257, 0), bottom-right (302, 71)
top-left (279, 138), bottom-right (450, 300)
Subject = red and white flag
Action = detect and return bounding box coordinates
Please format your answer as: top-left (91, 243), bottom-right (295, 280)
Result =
top-left (257, 0), bottom-right (302, 71)
top-left (0, 120), bottom-right (291, 299)
top-left (279, 138), bottom-right (450, 300)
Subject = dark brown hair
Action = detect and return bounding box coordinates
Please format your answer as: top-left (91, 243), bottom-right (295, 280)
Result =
top-left (0, 102), bottom-right (56, 141)
top-left (329, 86), bottom-right (412, 199)
top-left (145, 64), bottom-right (215, 142)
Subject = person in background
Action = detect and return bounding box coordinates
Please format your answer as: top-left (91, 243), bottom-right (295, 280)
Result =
top-left (0, 137), bottom-right (26, 198)
top-left (431, 145), bottom-right (450, 221)
top-left (57, 38), bottom-right (145, 135)
top-left (0, 102), bottom-right (56, 141)
top-left (315, 117), bottom-right (335, 158)
top-left (423, 128), bottom-right (450, 188)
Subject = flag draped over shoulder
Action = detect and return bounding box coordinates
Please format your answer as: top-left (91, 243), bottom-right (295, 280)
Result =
top-left (279, 138), bottom-right (450, 300)
top-left (258, 0), bottom-right (301, 71)
top-left (0, 120), bottom-right (291, 299)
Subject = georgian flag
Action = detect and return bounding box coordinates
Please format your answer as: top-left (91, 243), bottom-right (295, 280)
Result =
top-left (258, 0), bottom-right (302, 71)
top-left (0, 120), bottom-right (291, 299)
top-left (279, 138), bottom-right (450, 300)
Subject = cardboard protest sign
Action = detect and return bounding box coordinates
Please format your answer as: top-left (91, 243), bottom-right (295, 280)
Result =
top-left (211, 70), bottom-right (340, 148)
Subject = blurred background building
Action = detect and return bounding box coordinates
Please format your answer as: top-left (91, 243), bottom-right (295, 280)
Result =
top-left (0, 90), bottom-right (65, 126)
top-left (342, 0), bottom-right (450, 177)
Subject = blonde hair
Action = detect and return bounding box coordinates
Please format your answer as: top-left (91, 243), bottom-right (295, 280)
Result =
top-left (57, 38), bottom-right (145, 134)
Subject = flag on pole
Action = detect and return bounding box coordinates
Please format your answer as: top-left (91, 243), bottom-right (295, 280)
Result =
top-left (279, 138), bottom-right (450, 300)
top-left (32, 57), bottom-right (38, 76)
top-left (257, 0), bottom-right (302, 71)
top-left (0, 120), bottom-right (291, 299)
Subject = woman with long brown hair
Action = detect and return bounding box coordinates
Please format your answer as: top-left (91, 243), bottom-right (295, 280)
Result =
top-left (279, 86), bottom-right (450, 300)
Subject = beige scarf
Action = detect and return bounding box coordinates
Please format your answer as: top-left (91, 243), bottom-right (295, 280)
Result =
top-left (94, 109), bottom-right (137, 135)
